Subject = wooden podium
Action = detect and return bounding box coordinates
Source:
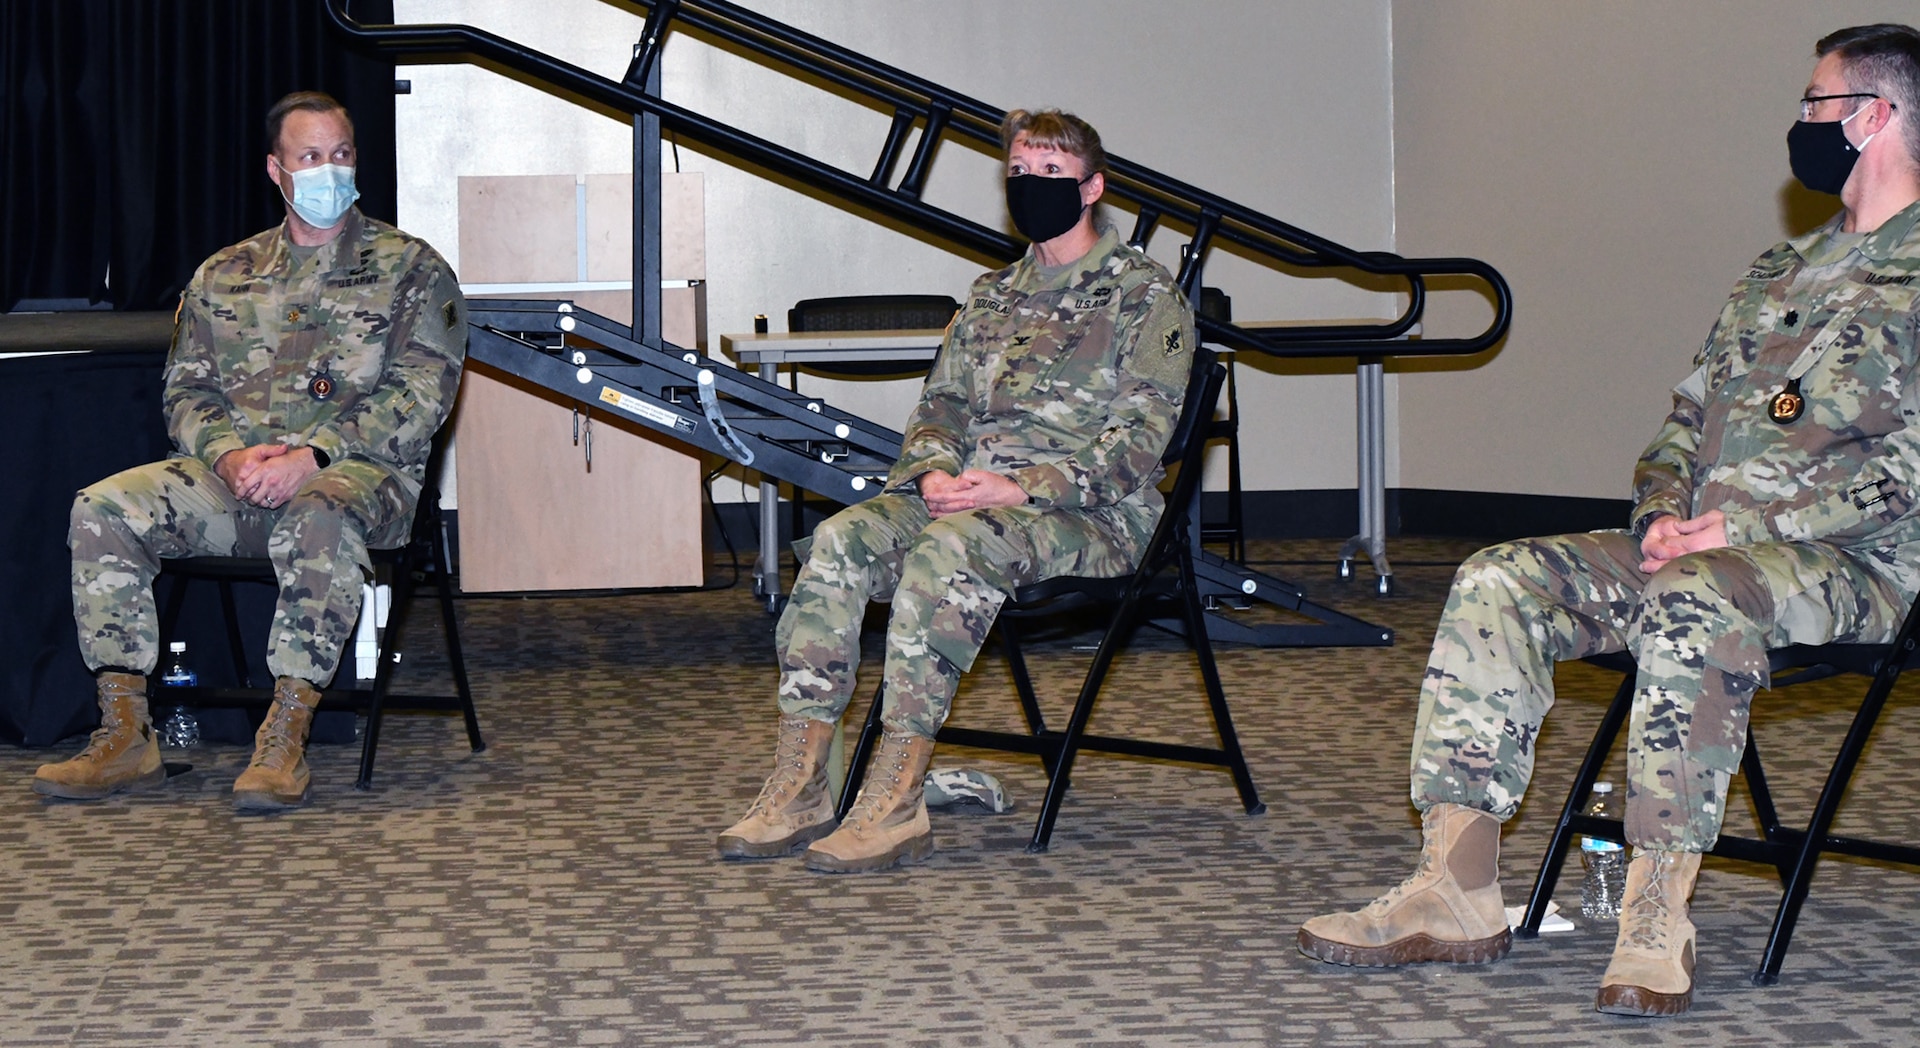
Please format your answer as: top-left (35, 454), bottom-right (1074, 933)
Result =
top-left (451, 172), bottom-right (706, 591)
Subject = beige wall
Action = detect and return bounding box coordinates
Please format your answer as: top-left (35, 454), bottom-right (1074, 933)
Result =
top-left (1393, 1), bottom-right (1920, 499)
top-left (392, 0), bottom-right (1398, 501)
top-left (392, 1), bottom-right (1920, 510)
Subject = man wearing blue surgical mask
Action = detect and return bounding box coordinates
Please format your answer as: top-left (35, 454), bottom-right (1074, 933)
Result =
top-left (40, 91), bottom-right (467, 813)
top-left (268, 108), bottom-right (362, 236)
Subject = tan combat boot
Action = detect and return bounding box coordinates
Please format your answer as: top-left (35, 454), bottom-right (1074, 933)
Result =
top-left (1298, 802), bottom-right (1512, 966)
top-left (1595, 849), bottom-right (1701, 1016)
top-left (717, 715), bottom-right (839, 859)
top-left (232, 677), bottom-right (320, 812)
top-left (32, 671), bottom-right (166, 799)
top-left (804, 729), bottom-right (935, 873)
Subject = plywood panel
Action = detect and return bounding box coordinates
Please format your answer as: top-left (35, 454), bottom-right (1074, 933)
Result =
top-left (455, 172), bottom-right (708, 590)
top-left (457, 174), bottom-right (578, 284)
top-left (453, 362), bottom-right (703, 591)
top-left (584, 175), bottom-right (631, 284)
top-left (586, 172), bottom-right (706, 281)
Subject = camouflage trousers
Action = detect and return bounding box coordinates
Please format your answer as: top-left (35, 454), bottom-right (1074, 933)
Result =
top-left (70, 455), bottom-right (414, 683)
top-left (1410, 529), bottom-right (1906, 852)
top-left (776, 492), bottom-right (1143, 738)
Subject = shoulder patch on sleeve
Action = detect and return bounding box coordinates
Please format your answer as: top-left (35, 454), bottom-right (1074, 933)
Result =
top-left (1130, 315), bottom-right (1191, 392)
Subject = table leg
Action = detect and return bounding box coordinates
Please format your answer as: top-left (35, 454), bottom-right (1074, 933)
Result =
top-left (756, 360), bottom-right (784, 612)
top-left (1338, 359), bottom-right (1393, 595)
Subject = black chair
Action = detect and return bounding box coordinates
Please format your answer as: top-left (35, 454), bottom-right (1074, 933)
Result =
top-left (837, 347), bottom-right (1264, 852)
top-left (1194, 287), bottom-right (1246, 564)
top-left (783, 293), bottom-right (961, 540)
top-left (1516, 600), bottom-right (1920, 984)
top-left (154, 445), bottom-right (483, 790)
top-left (785, 293), bottom-right (960, 374)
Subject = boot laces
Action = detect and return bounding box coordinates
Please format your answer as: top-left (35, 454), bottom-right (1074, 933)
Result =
top-left (746, 723), bottom-right (816, 814)
top-left (746, 758), bottom-right (803, 814)
top-left (72, 724), bottom-right (120, 763)
top-left (73, 702), bottom-right (139, 763)
top-left (844, 746), bottom-right (913, 832)
top-left (1362, 816), bottom-right (1443, 915)
top-left (1622, 856), bottom-right (1678, 951)
top-left (249, 699), bottom-right (304, 771)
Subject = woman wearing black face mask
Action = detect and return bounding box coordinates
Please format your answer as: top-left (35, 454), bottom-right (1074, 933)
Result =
top-left (718, 108), bottom-right (1198, 873)
top-left (1003, 112), bottom-right (1105, 263)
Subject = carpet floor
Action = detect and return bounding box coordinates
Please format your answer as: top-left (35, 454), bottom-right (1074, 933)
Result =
top-left (4, 537), bottom-right (1919, 1047)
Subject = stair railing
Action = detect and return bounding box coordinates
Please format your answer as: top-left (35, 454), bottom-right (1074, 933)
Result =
top-left (324, 0), bottom-right (1511, 361)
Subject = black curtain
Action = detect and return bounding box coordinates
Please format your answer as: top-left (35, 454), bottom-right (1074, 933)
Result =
top-left (1, 0), bottom-right (396, 312)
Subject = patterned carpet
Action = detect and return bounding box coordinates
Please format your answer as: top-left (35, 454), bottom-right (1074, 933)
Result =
top-left (4, 537), bottom-right (1920, 1047)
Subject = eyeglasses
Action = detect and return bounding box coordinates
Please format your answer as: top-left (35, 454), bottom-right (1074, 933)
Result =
top-left (1800, 92), bottom-right (1885, 120)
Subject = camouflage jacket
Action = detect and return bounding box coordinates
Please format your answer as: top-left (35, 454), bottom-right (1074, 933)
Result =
top-left (887, 227), bottom-right (1196, 536)
top-left (164, 207), bottom-right (467, 493)
top-left (1633, 199), bottom-right (1920, 590)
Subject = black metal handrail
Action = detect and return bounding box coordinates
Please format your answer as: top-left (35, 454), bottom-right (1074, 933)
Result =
top-left (326, 0), bottom-right (1512, 360)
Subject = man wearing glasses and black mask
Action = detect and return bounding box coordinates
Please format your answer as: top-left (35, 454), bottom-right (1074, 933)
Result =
top-left (1300, 23), bottom-right (1920, 1018)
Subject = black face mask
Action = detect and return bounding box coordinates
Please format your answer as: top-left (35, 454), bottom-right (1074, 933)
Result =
top-left (1005, 173), bottom-right (1089, 243)
top-left (1787, 117), bottom-right (1862, 195)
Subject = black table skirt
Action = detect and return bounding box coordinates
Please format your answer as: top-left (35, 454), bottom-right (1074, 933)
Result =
top-left (4, 348), bottom-right (174, 745)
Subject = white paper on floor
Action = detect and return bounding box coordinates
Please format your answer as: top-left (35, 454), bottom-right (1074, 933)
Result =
top-left (1506, 900), bottom-right (1576, 933)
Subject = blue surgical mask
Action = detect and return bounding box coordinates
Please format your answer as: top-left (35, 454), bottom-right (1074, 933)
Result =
top-left (275, 160), bottom-right (360, 228)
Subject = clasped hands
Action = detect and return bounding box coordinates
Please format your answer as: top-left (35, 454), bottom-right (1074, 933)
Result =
top-left (1639, 509), bottom-right (1728, 574)
top-left (215, 444), bottom-right (323, 509)
top-left (919, 469), bottom-right (1029, 519)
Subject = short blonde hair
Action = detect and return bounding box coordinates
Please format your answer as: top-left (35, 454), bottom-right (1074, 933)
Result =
top-left (999, 109), bottom-right (1108, 175)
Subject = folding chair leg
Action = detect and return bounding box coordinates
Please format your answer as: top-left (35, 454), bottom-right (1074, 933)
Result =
top-left (156, 574), bottom-right (192, 681)
top-left (1732, 727), bottom-right (1801, 887)
top-left (1518, 670), bottom-right (1635, 937)
top-left (217, 580), bottom-right (253, 687)
top-left (1753, 661), bottom-right (1906, 984)
top-left (1027, 604), bottom-right (1140, 853)
top-left (434, 564), bottom-right (484, 752)
top-left (1180, 555), bottom-right (1262, 816)
top-left (836, 683), bottom-right (887, 822)
top-left (999, 624), bottom-right (1058, 779)
top-left (356, 570), bottom-right (418, 791)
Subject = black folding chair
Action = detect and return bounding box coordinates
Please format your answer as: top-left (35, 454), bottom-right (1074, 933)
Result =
top-left (783, 294), bottom-right (960, 539)
top-left (785, 293), bottom-right (960, 371)
top-left (837, 347), bottom-right (1264, 852)
top-left (1515, 596), bottom-right (1920, 983)
top-left (154, 441), bottom-right (483, 790)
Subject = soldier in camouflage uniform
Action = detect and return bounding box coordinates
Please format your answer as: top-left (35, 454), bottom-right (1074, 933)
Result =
top-left (38, 92), bottom-right (466, 812)
top-left (1301, 24), bottom-right (1920, 1017)
top-left (719, 109), bottom-right (1195, 873)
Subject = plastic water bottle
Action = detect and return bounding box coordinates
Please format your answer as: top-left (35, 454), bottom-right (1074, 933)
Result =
top-left (1580, 780), bottom-right (1627, 921)
top-left (157, 641), bottom-right (201, 749)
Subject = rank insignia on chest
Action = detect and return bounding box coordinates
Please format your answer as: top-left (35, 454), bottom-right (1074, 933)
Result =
top-left (309, 374), bottom-right (336, 401)
top-left (287, 308), bottom-right (302, 324)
